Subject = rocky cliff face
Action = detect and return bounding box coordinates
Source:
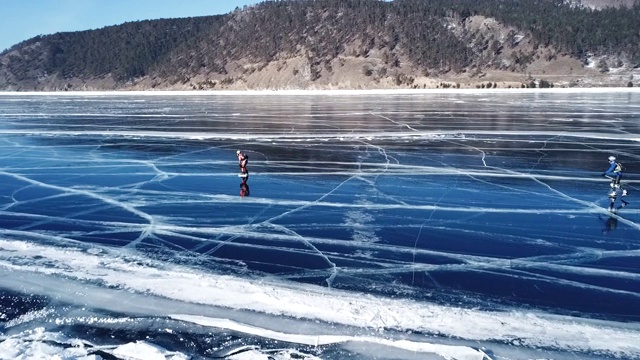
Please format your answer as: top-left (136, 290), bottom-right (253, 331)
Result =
top-left (577, 0), bottom-right (638, 9)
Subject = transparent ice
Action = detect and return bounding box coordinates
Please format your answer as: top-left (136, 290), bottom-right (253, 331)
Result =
top-left (0, 90), bottom-right (639, 360)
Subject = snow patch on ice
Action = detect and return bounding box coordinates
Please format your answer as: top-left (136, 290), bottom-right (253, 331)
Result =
top-left (0, 239), bottom-right (639, 359)
top-left (0, 328), bottom-right (190, 360)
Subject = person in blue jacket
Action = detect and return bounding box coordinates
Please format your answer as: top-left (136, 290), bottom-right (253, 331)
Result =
top-left (603, 156), bottom-right (627, 198)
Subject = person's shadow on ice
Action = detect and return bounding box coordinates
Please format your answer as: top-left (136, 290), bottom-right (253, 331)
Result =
top-left (599, 214), bottom-right (617, 234)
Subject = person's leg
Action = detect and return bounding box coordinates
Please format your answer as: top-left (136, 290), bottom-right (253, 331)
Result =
top-left (609, 178), bottom-right (618, 197)
top-left (618, 175), bottom-right (628, 197)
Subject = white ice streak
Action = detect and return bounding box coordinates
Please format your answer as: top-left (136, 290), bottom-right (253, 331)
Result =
top-left (166, 193), bottom-right (640, 215)
top-left (370, 111), bottom-right (419, 132)
top-left (0, 239), bottom-right (639, 358)
top-left (1, 128), bottom-right (639, 142)
top-left (170, 315), bottom-right (488, 360)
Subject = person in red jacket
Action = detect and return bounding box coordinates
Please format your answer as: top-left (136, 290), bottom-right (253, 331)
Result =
top-left (237, 150), bottom-right (248, 175)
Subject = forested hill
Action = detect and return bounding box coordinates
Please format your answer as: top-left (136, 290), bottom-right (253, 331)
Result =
top-left (1, 0), bottom-right (639, 91)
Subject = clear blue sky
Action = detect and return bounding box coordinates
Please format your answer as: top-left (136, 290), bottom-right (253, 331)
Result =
top-left (1, 0), bottom-right (261, 52)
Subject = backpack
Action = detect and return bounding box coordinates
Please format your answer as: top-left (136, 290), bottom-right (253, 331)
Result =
top-left (615, 162), bottom-right (623, 172)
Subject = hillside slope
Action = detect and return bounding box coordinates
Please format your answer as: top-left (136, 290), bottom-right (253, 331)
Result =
top-left (1, 0), bottom-right (639, 91)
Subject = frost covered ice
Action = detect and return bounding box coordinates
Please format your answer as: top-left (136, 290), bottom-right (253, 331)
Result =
top-left (0, 89), bottom-right (639, 359)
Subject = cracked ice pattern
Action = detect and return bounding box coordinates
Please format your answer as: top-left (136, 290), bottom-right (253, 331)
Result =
top-left (0, 91), bottom-right (639, 360)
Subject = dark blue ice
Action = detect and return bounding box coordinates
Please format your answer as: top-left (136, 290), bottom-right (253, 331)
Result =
top-left (0, 91), bottom-right (639, 359)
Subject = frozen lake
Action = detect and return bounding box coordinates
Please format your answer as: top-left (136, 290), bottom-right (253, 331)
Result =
top-left (0, 90), bottom-right (639, 359)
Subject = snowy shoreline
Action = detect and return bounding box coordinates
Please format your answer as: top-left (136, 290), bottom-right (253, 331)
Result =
top-left (1, 87), bottom-right (640, 96)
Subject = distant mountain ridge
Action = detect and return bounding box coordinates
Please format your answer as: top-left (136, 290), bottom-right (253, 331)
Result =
top-left (1, 0), bottom-right (639, 91)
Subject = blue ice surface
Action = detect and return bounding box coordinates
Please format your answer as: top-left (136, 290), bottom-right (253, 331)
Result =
top-left (0, 91), bottom-right (639, 359)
